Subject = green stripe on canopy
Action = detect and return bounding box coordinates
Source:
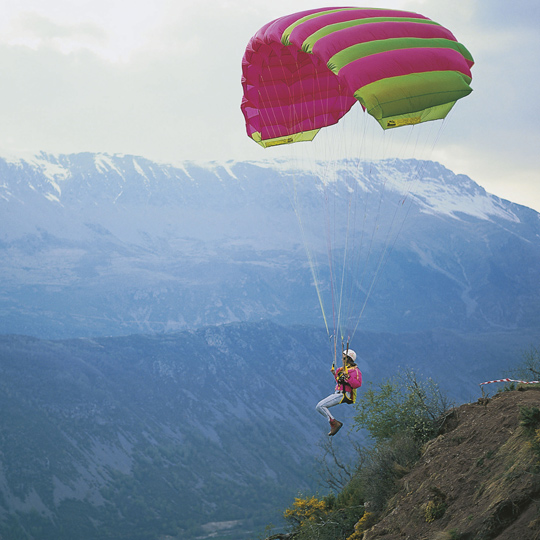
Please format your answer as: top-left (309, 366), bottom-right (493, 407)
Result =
top-left (281, 7), bottom-right (386, 46)
top-left (328, 38), bottom-right (474, 74)
top-left (301, 17), bottom-right (440, 53)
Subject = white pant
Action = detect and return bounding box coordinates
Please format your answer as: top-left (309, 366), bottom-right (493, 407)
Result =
top-left (316, 392), bottom-right (344, 421)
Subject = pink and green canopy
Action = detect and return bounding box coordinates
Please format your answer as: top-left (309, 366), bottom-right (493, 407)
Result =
top-left (241, 7), bottom-right (474, 147)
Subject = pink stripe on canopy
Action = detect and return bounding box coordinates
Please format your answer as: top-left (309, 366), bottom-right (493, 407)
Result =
top-left (339, 48), bottom-right (472, 91)
top-left (312, 21), bottom-right (462, 65)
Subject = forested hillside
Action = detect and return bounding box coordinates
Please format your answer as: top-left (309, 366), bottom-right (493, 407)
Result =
top-left (0, 325), bottom-right (537, 539)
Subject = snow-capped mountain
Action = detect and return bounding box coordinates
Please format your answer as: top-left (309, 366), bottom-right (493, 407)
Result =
top-left (0, 152), bottom-right (539, 338)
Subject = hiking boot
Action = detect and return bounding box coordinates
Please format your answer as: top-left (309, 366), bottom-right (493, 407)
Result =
top-left (328, 419), bottom-right (343, 436)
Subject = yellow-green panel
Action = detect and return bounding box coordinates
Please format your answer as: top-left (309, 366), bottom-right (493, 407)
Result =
top-left (251, 129), bottom-right (320, 148)
top-left (354, 71), bottom-right (472, 127)
top-left (379, 102), bottom-right (456, 130)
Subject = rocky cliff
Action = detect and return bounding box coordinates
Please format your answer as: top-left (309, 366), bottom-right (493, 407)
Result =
top-left (363, 388), bottom-right (540, 540)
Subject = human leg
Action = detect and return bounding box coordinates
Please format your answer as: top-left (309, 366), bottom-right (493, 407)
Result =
top-left (316, 393), bottom-right (344, 422)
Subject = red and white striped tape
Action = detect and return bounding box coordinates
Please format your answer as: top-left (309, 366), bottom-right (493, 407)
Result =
top-left (479, 378), bottom-right (540, 386)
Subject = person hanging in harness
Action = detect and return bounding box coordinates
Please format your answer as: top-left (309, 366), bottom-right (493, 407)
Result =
top-left (316, 349), bottom-right (362, 436)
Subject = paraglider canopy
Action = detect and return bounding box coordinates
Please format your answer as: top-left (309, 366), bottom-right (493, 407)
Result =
top-left (241, 7), bottom-right (473, 147)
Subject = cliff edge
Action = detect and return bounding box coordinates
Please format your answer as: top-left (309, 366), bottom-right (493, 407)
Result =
top-left (363, 388), bottom-right (540, 540)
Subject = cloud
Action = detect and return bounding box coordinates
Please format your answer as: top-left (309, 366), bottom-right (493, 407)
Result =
top-left (0, 0), bottom-right (172, 62)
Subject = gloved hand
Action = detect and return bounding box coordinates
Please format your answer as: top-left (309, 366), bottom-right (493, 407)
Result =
top-left (337, 374), bottom-right (348, 384)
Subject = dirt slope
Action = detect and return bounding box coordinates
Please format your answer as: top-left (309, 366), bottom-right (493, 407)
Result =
top-left (363, 388), bottom-right (540, 540)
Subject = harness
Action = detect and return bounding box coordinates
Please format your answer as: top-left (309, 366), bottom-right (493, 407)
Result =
top-left (335, 371), bottom-right (357, 404)
top-left (332, 342), bottom-right (358, 404)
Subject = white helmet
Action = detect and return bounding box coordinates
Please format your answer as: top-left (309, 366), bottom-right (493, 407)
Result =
top-left (343, 349), bottom-right (356, 362)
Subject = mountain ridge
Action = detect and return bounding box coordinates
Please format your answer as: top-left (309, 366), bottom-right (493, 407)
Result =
top-left (0, 152), bottom-right (527, 224)
top-left (1, 152), bottom-right (539, 339)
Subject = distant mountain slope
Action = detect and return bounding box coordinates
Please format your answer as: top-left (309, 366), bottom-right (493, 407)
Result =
top-left (0, 152), bottom-right (539, 338)
top-left (362, 388), bottom-right (540, 540)
top-left (0, 323), bottom-right (334, 540)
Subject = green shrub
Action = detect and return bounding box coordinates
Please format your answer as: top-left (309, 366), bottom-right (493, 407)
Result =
top-left (519, 406), bottom-right (540, 431)
top-left (359, 432), bottom-right (420, 511)
top-left (424, 487), bottom-right (447, 522)
top-left (353, 368), bottom-right (451, 445)
top-left (425, 499), bottom-right (447, 522)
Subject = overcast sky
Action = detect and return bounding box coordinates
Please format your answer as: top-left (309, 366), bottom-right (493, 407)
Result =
top-left (0, 0), bottom-right (538, 210)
